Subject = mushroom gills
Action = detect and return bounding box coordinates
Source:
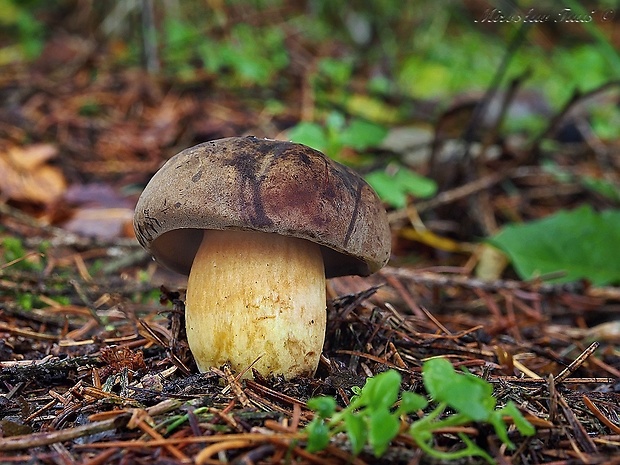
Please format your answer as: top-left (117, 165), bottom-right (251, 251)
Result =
top-left (186, 229), bottom-right (326, 378)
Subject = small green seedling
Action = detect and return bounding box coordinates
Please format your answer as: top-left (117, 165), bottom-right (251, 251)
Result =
top-left (305, 358), bottom-right (534, 463)
top-left (365, 164), bottom-right (437, 209)
top-left (288, 111), bottom-right (387, 163)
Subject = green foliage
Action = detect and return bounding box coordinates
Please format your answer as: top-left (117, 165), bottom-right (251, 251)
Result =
top-left (489, 205), bottom-right (620, 285)
top-left (287, 121), bottom-right (329, 153)
top-left (1, 236), bottom-right (61, 310)
top-left (306, 370), bottom-right (427, 457)
top-left (2, 237), bottom-right (42, 272)
top-left (561, 0), bottom-right (620, 76)
top-left (419, 358), bottom-right (535, 451)
top-left (590, 104), bottom-right (620, 142)
top-left (529, 41), bottom-right (618, 110)
top-left (288, 114), bottom-right (437, 208)
top-left (304, 360), bottom-right (534, 462)
top-left (316, 57), bottom-right (354, 87)
top-left (553, 45), bottom-right (612, 92)
top-left (391, 18), bottom-right (616, 141)
top-left (365, 165), bottom-right (437, 209)
top-left (0, 0), bottom-right (45, 63)
top-left (17, 293), bottom-right (34, 311)
top-left (162, 19), bottom-right (288, 85)
top-left (88, 258), bottom-right (104, 275)
top-left (78, 101), bottom-right (103, 117)
top-left (287, 112), bottom-right (387, 162)
top-left (423, 358), bottom-right (495, 422)
top-left (3, 236), bottom-right (26, 263)
top-left (543, 161), bottom-right (620, 203)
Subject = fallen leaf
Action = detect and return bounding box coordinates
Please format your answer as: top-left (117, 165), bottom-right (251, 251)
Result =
top-left (7, 143), bottom-right (57, 170)
top-left (63, 207), bottom-right (134, 239)
top-left (61, 183), bottom-right (136, 239)
top-left (0, 144), bottom-right (66, 204)
top-left (475, 244), bottom-right (509, 281)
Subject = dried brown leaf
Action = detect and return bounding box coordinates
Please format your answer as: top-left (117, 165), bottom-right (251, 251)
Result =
top-left (0, 144), bottom-right (66, 204)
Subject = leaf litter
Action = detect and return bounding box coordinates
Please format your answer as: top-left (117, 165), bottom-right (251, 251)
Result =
top-left (0, 5), bottom-right (619, 464)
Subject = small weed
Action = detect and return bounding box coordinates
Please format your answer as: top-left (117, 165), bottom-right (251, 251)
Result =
top-left (366, 164), bottom-right (437, 209)
top-left (162, 19), bottom-right (288, 86)
top-left (2, 237), bottom-right (43, 272)
top-left (288, 111), bottom-right (387, 163)
top-left (305, 358), bottom-right (534, 463)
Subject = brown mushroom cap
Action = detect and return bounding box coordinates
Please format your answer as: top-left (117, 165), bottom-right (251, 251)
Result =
top-left (133, 136), bottom-right (391, 278)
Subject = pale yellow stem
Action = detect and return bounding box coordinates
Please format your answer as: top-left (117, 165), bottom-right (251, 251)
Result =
top-left (186, 230), bottom-right (326, 378)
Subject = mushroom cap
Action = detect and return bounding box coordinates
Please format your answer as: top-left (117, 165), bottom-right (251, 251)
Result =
top-left (133, 136), bottom-right (391, 278)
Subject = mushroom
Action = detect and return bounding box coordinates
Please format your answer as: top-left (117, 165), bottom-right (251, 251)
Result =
top-left (133, 136), bottom-right (391, 378)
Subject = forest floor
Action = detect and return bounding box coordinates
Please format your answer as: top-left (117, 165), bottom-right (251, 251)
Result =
top-left (1, 5), bottom-right (620, 464)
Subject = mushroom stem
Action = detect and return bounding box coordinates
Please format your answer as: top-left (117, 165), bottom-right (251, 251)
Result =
top-left (185, 229), bottom-right (326, 378)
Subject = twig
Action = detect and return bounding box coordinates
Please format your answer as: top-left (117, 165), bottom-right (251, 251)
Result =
top-left (0, 322), bottom-right (60, 341)
top-left (195, 439), bottom-right (256, 465)
top-left (528, 80), bottom-right (620, 161)
top-left (73, 432), bottom-right (301, 449)
top-left (554, 342), bottom-right (599, 383)
top-left (379, 267), bottom-right (586, 296)
top-left (0, 398), bottom-right (184, 452)
top-left (557, 391), bottom-right (598, 455)
top-left (489, 376), bottom-right (615, 384)
top-left (128, 409), bottom-right (190, 462)
top-left (141, 0), bottom-right (160, 73)
top-left (388, 171), bottom-right (505, 223)
top-left (582, 395), bottom-right (620, 435)
top-left (70, 279), bottom-right (105, 326)
top-left (0, 414), bottom-right (131, 452)
top-left (139, 319), bottom-right (191, 375)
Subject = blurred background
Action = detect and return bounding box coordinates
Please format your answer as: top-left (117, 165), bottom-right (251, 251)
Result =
top-left (2, 3), bottom-right (620, 461)
top-left (0, 0), bottom-right (619, 281)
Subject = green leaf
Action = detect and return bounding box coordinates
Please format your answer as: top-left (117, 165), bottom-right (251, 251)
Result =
top-left (359, 370), bottom-right (402, 410)
top-left (394, 168), bottom-right (438, 198)
top-left (581, 176), bottom-right (620, 203)
top-left (366, 166), bottom-right (437, 208)
top-left (325, 111), bottom-right (346, 132)
top-left (17, 293), bottom-right (33, 310)
top-left (422, 358), bottom-right (459, 396)
top-left (2, 236), bottom-right (41, 271)
top-left (288, 122), bottom-right (328, 153)
top-left (365, 170), bottom-right (408, 208)
top-left (344, 414), bottom-right (367, 455)
top-left (422, 358), bottom-right (494, 422)
top-left (307, 396), bottom-right (336, 418)
top-left (396, 391), bottom-right (428, 415)
top-left (318, 57), bottom-right (353, 85)
top-left (487, 411), bottom-right (513, 448)
top-left (489, 206), bottom-right (620, 285)
top-left (0, 0), bottom-right (20, 24)
top-left (409, 420), bottom-right (433, 445)
top-left (368, 409), bottom-right (399, 457)
top-left (456, 433), bottom-right (496, 464)
top-left (339, 119), bottom-right (388, 151)
top-left (499, 402), bottom-right (536, 437)
top-left (305, 418), bottom-right (330, 453)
